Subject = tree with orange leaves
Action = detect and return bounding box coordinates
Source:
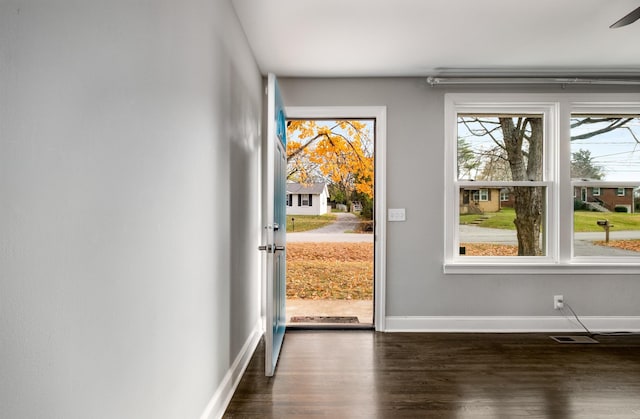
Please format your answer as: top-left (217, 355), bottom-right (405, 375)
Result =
top-left (286, 120), bottom-right (374, 202)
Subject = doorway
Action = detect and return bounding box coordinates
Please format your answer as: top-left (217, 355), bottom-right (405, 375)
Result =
top-left (284, 107), bottom-right (387, 331)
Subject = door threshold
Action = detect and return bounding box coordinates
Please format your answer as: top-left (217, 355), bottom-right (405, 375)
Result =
top-left (286, 323), bottom-right (374, 331)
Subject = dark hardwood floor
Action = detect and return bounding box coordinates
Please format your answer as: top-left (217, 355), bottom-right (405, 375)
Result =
top-left (224, 331), bottom-right (640, 418)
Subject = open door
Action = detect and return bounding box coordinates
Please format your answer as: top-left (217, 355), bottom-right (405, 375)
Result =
top-left (260, 73), bottom-right (287, 376)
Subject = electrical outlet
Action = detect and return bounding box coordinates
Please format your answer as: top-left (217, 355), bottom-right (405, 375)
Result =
top-left (554, 295), bottom-right (564, 310)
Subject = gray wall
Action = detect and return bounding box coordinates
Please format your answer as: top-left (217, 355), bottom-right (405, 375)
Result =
top-left (280, 78), bottom-right (640, 318)
top-left (0, 1), bottom-right (262, 418)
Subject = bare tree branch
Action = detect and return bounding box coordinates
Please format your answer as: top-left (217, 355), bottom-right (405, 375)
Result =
top-left (570, 117), bottom-right (633, 141)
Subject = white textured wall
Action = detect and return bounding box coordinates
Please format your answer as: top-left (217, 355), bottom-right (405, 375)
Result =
top-left (281, 78), bottom-right (640, 320)
top-left (0, 1), bottom-right (262, 418)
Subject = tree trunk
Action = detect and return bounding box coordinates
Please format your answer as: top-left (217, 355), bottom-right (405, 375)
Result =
top-left (513, 186), bottom-right (543, 255)
top-left (500, 117), bottom-right (544, 256)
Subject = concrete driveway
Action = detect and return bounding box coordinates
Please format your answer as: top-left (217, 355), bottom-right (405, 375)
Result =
top-left (287, 212), bottom-right (373, 242)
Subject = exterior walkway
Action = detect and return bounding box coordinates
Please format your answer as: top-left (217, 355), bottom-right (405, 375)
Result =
top-left (286, 299), bottom-right (373, 326)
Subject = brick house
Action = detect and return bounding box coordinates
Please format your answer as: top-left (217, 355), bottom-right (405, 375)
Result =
top-left (498, 184), bottom-right (636, 212)
top-left (574, 183), bottom-right (636, 213)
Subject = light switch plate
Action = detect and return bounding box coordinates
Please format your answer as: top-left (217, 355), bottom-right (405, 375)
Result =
top-left (388, 208), bottom-right (406, 221)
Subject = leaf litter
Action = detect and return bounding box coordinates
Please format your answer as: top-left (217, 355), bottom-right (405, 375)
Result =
top-left (286, 242), bottom-right (373, 300)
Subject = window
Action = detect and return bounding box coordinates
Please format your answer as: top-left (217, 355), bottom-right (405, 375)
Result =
top-left (571, 114), bottom-right (640, 257)
top-left (298, 194), bottom-right (312, 207)
top-left (477, 189), bottom-right (489, 201)
top-left (445, 93), bottom-right (640, 273)
top-left (287, 194), bottom-right (293, 206)
top-left (471, 190), bottom-right (489, 201)
top-left (453, 106), bottom-right (550, 260)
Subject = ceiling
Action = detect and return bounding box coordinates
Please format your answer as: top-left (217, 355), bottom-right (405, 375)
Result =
top-left (231, 0), bottom-right (640, 78)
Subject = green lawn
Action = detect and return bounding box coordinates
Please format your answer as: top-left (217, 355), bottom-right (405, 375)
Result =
top-left (573, 211), bottom-right (640, 232)
top-left (286, 214), bottom-right (337, 232)
top-left (461, 207), bottom-right (640, 232)
top-left (460, 208), bottom-right (517, 229)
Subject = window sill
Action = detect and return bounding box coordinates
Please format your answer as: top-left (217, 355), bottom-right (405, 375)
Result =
top-left (443, 262), bottom-right (640, 275)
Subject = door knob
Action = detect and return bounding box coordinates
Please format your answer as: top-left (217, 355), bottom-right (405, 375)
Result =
top-left (258, 244), bottom-right (271, 252)
top-left (258, 244), bottom-right (284, 252)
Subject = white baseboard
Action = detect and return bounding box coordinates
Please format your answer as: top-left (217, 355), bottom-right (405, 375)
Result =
top-left (385, 316), bottom-right (640, 333)
top-left (200, 320), bottom-right (262, 419)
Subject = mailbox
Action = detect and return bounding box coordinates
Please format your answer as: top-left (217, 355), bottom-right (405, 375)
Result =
top-left (597, 219), bottom-right (613, 243)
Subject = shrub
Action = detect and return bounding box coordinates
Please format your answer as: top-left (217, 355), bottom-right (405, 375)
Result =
top-left (360, 199), bottom-right (373, 220)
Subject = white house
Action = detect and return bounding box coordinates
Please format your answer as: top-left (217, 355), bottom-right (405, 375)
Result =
top-left (286, 182), bottom-right (329, 215)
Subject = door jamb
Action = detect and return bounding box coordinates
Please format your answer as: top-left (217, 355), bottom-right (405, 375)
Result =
top-left (285, 106), bottom-right (387, 331)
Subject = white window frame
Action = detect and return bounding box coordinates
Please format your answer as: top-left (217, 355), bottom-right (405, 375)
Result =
top-left (444, 93), bottom-right (640, 274)
top-left (592, 187), bottom-right (600, 196)
top-left (617, 187), bottom-right (625, 196)
top-left (500, 190), bottom-right (509, 202)
top-left (478, 188), bottom-right (489, 201)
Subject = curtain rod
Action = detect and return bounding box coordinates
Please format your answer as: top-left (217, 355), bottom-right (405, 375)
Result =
top-left (426, 76), bottom-right (640, 87)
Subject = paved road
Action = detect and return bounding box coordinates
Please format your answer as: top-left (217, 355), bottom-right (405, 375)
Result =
top-left (287, 212), bottom-right (373, 243)
top-left (289, 217), bottom-right (640, 253)
top-left (460, 224), bottom-right (640, 256)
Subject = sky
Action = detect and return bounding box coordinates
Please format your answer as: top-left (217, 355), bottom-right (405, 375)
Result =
top-left (458, 116), bottom-right (640, 182)
top-left (571, 117), bottom-right (640, 182)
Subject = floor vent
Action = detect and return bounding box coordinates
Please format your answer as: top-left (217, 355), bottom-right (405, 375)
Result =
top-left (550, 335), bottom-right (599, 344)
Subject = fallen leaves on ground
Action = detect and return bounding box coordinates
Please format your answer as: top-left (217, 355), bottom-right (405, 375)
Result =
top-left (286, 242), bottom-right (373, 300)
top-left (460, 243), bottom-right (518, 256)
top-left (462, 240), bottom-right (640, 255)
top-left (594, 240), bottom-right (640, 253)
top-left (287, 242), bottom-right (373, 262)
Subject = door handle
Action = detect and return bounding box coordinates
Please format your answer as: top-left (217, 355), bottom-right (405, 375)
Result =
top-left (258, 244), bottom-right (285, 253)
